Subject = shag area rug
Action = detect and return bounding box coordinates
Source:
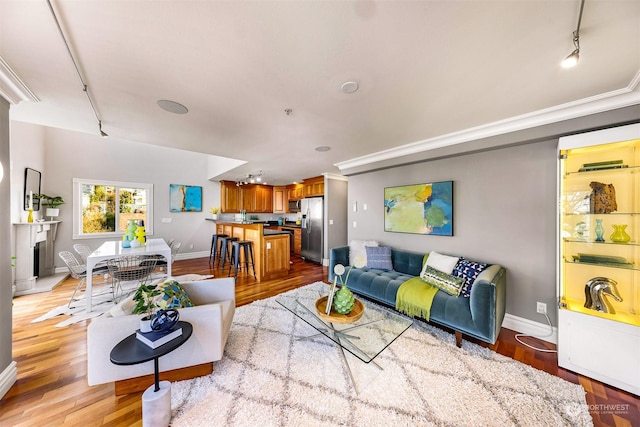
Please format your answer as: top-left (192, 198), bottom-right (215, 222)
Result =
top-left (170, 282), bottom-right (592, 426)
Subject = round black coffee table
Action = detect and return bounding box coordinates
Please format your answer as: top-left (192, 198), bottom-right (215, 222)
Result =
top-left (110, 320), bottom-right (193, 392)
top-left (111, 321), bottom-right (192, 426)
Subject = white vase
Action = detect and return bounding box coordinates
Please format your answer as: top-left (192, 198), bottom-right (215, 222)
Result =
top-left (211, 214), bottom-right (218, 220)
top-left (140, 317), bottom-right (153, 333)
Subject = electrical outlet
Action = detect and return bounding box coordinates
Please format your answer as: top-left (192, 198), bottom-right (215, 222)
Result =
top-left (536, 302), bottom-right (547, 314)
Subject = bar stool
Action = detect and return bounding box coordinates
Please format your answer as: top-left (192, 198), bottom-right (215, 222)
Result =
top-left (228, 240), bottom-right (256, 280)
top-left (219, 236), bottom-right (238, 272)
top-left (209, 233), bottom-right (228, 266)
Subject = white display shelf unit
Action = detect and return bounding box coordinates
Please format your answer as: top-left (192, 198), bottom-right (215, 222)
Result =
top-left (557, 123), bottom-right (640, 396)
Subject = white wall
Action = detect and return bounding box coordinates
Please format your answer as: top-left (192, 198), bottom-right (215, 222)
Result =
top-left (10, 122), bottom-right (221, 267)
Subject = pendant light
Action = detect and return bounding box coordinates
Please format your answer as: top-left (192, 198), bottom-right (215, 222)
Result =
top-left (561, 0), bottom-right (586, 68)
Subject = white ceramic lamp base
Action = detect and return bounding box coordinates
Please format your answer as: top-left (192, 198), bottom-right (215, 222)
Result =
top-left (142, 380), bottom-right (171, 427)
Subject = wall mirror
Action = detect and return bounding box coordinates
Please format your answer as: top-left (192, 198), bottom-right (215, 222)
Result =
top-left (24, 167), bottom-right (41, 210)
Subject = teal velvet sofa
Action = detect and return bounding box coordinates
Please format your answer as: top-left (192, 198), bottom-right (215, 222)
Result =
top-left (329, 246), bottom-right (506, 346)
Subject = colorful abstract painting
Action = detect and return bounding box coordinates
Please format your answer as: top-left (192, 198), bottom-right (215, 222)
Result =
top-left (384, 181), bottom-right (453, 235)
top-left (170, 184), bottom-right (202, 212)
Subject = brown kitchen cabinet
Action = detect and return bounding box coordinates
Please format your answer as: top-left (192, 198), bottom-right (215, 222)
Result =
top-left (303, 176), bottom-right (324, 197)
top-left (273, 186), bottom-right (286, 213)
top-left (220, 180), bottom-right (241, 213)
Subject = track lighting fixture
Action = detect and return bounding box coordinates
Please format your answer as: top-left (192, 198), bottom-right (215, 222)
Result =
top-left (99, 121), bottom-right (108, 138)
top-left (235, 170), bottom-right (264, 186)
top-left (47, 0), bottom-right (108, 137)
top-left (561, 0), bottom-right (586, 69)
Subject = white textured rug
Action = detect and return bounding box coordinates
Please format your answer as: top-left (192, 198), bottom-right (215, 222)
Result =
top-left (170, 282), bottom-right (592, 426)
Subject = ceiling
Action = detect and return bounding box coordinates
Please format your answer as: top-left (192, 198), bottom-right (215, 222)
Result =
top-left (1, 1), bottom-right (639, 185)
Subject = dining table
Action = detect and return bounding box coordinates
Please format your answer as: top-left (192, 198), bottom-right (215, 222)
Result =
top-left (85, 238), bottom-right (172, 312)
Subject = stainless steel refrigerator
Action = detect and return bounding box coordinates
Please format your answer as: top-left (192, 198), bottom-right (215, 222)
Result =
top-left (300, 197), bottom-right (323, 264)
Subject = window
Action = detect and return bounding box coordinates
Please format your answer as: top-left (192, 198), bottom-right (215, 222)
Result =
top-left (73, 178), bottom-right (153, 239)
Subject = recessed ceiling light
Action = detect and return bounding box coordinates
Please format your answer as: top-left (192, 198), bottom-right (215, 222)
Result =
top-left (315, 146), bottom-right (331, 152)
top-left (157, 100), bottom-right (189, 114)
top-left (341, 81), bottom-right (359, 94)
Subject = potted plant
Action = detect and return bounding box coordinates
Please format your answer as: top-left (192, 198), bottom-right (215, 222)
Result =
top-left (209, 207), bottom-right (219, 220)
top-left (34, 193), bottom-right (65, 220)
top-left (132, 283), bottom-right (161, 332)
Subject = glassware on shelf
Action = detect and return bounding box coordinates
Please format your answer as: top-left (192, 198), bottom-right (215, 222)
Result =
top-left (595, 219), bottom-right (605, 242)
top-left (610, 224), bottom-right (631, 243)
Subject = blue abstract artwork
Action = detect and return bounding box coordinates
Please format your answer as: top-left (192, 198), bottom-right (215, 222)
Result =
top-left (384, 181), bottom-right (453, 236)
top-left (170, 184), bottom-right (202, 212)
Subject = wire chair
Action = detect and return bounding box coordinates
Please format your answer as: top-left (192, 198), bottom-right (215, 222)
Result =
top-left (107, 255), bottom-right (158, 302)
top-left (59, 251), bottom-right (110, 308)
top-left (155, 241), bottom-right (181, 273)
top-left (73, 243), bottom-right (108, 269)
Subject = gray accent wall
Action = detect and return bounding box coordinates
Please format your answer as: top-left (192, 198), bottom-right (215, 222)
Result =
top-left (347, 140), bottom-right (558, 324)
top-left (324, 176), bottom-right (348, 264)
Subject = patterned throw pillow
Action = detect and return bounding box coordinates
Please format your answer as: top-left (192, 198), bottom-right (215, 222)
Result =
top-left (152, 280), bottom-right (194, 310)
top-left (365, 246), bottom-right (393, 270)
top-left (349, 240), bottom-right (378, 266)
top-left (420, 265), bottom-right (465, 296)
top-left (453, 259), bottom-right (489, 298)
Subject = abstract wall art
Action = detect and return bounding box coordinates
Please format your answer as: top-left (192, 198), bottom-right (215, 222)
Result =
top-left (384, 181), bottom-right (453, 235)
top-left (170, 184), bottom-right (202, 212)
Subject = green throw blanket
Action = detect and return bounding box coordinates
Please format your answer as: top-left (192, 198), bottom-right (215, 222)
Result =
top-left (396, 276), bottom-right (439, 321)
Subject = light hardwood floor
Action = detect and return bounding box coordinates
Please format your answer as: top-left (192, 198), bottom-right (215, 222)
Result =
top-left (1, 256), bottom-right (638, 426)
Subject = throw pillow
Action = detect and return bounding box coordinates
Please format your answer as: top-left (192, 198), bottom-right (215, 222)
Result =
top-left (421, 251), bottom-right (460, 276)
top-left (453, 258), bottom-right (489, 298)
top-left (349, 239), bottom-right (378, 266)
top-left (420, 265), bottom-right (465, 296)
top-left (153, 280), bottom-right (194, 310)
top-left (365, 246), bottom-right (393, 270)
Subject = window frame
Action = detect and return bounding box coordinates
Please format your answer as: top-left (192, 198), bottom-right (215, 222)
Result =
top-left (72, 178), bottom-right (154, 239)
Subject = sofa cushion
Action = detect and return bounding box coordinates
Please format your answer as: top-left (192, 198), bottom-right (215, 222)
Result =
top-left (420, 265), bottom-right (465, 296)
top-left (349, 240), bottom-right (378, 266)
top-left (423, 251), bottom-right (460, 274)
top-left (365, 246), bottom-right (393, 270)
top-left (453, 259), bottom-right (489, 298)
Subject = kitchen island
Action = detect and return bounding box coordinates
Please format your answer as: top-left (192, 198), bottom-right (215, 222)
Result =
top-left (211, 221), bottom-right (290, 281)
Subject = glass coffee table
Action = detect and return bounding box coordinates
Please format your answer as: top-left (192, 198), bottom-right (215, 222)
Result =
top-left (276, 286), bottom-right (413, 393)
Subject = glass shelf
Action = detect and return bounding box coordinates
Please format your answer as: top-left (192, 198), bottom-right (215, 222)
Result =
top-left (565, 259), bottom-right (638, 271)
top-left (563, 212), bottom-right (639, 216)
top-left (565, 165), bottom-right (640, 176)
top-left (561, 298), bottom-right (639, 326)
top-left (563, 238), bottom-right (640, 247)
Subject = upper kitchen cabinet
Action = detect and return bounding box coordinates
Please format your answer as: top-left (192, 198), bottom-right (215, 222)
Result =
top-left (220, 180), bottom-right (241, 213)
top-left (252, 185), bottom-right (273, 213)
top-left (286, 183), bottom-right (304, 201)
top-left (303, 176), bottom-right (324, 197)
top-left (273, 186), bottom-right (286, 213)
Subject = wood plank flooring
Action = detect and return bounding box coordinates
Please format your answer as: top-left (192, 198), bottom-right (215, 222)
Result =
top-left (1, 256), bottom-right (638, 426)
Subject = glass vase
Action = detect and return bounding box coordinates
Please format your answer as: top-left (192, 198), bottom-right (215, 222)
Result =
top-left (594, 219), bottom-right (604, 242)
top-left (610, 224), bottom-right (631, 243)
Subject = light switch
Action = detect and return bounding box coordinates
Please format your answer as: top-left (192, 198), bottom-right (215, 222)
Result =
top-left (329, 219), bottom-right (334, 225)
top-left (162, 218), bottom-right (172, 223)
top-left (363, 203), bottom-right (367, 211)
top-left (353, 221), bottom-right (357, 228)
top-left (267, 242), bottom-right (271, 249)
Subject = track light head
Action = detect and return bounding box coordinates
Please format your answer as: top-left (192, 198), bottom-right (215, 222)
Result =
top-left (99, 121), bottom-right (108, 138)
top-left (561, 48), bottom-right (580, 68)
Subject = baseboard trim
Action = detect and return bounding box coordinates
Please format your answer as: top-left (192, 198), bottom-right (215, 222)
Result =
top-left (0, 361), bottom-right (17, 400)
top-left (502, 313), bottom-right (557, 344)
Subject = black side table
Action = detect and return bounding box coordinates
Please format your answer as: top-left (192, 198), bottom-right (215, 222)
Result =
top-left (110, 321), bottom-right (193, 427)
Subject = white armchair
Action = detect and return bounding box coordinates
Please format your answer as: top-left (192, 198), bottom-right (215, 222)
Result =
top-left (86, 278), bottom-right (235, 392)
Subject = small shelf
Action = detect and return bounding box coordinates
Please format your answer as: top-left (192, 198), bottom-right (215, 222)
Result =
top-left (565, 259), bottom-right (637, 271)
top-left (561, 298), bottom-right (638, 326)
top-left (565, 164), bottom-right (640, 176)
top-left (563, 212), bottom-right (639, 216)
top-left (563, 238), bottom-right (640, 247)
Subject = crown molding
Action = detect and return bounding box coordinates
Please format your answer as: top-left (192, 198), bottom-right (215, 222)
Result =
top-left (0, 56), bottom-right (39, 105)
top-left (335, 69), bottom-right (640, 172)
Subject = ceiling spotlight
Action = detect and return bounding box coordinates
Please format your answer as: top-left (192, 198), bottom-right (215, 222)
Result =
top-left (341, 81), bottom-right (359, 94)
top-left (99, 121), bottom-right (108, 138)
top-left (561, 0), bottom-right (586, 69)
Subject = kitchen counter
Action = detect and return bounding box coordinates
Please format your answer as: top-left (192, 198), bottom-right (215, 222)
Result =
top-left (210, 221), bottom-right (290, 281)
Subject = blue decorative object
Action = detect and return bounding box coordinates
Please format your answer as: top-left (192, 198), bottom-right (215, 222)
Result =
top-left (151, 309), bottom-right (180, 332)
top-left (595, 219), bottom-right (605, 242)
